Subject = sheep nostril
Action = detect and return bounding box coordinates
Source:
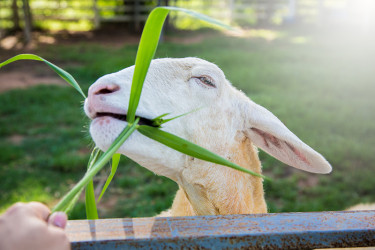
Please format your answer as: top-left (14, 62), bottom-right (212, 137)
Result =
top-left (94, 84), bottom-right (120, 95)
top-left (96, 88), bottom-right (113, 95)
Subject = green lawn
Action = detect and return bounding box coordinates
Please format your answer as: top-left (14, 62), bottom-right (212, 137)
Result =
top-left (1, 27), bottom-right (374, 218)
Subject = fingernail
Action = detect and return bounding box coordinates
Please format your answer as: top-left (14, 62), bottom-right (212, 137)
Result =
top-left (49, 212), bottom-right (68, 229)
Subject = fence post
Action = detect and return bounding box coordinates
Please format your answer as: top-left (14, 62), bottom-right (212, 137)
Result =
top-left (287, 0), bottom-right (296, 22)
top-left (21, 0), bottom-right (32, 44)
top-left (228, 0), bottom-right (234, 25)
top-left (93, 0), bottom-right (100, 29)
top-left (134, 0), bottom-right (140, 31)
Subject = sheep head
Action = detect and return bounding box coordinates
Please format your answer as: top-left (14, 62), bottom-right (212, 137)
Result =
top-left (84, 57), bottom-right (331, 185)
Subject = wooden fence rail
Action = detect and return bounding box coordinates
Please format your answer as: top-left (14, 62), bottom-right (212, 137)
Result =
top-left (66, 210), bottom-right (375, 249)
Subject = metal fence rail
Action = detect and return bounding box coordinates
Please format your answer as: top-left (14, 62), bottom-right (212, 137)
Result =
top-left (66, 210), bottom-right (375, 249)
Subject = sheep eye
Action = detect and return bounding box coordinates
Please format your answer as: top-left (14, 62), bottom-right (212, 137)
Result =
top-left (194, 76), bottom-right (216, 88)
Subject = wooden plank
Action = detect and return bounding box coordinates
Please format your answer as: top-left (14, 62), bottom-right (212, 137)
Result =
top-left (66, 211), bottom-right (375, 249)
top-left (122, 0), bottom-right (155, 3)
top-left (100, 15), bottom-right (148, 22)
top-left (97, 5), bottom-right (154, 12)
top-left (233, 13), bottom-right (269, 20)
top-left (233, 3), bottom-right (286, 10)
top-left (32, 15), bottom-right (94, 21)
top-left (29, 6), bottom-right (154, 12)
top-left (31, 6), bottom-right (95, 11)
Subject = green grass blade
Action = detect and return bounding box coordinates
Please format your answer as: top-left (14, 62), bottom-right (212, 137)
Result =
top-left (127, 7), bottom-right (232, 124)
top-left (152, 113), bottom-right (170, 120)
top-left (137, 125), bottom-right (269, 180)
top-left (54, 185), bottom-right (84, 214)
top-left (97, 153), bottom-right (121, 202)
top-left (126, 7), bottom-right (170, 123)
top-left (63, 189), bottom-right (83, 215)
top-left (52, 118), bottom-right (139, 213)
top-left (85, 180), bottom-right (98, 219)
top-left (153, 108), bottom-right (202, 127)
top-left (0, 54), bottom-right (86, 98)
top-left (151, 113), bottom-right (171, 126)
top-left (85, 148), bottom-right (101, 219)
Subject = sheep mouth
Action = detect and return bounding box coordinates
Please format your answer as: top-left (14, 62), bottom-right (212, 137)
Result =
top-left (95, 112), bottom-right (154, 126)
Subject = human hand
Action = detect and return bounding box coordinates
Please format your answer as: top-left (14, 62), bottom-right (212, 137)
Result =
top-left (0, 202), bottom-right (70, 250)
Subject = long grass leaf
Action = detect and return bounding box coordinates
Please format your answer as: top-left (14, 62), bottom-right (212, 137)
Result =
top-left (137, 125), bottom-right (269, 180)
top-left (97, 153), bottom-right (121, 202)
top-left (0, 54), bottom-right (86, 98)
top-left (85, 148), bottom-right (101, 219)
top-left (126, 7), bottom-right (232, 123)
top-left (126, 8), bottom-right (169, 123)
top-left (85, 180), bottom-right (99, 219)
top-left (63, 189), bottom-right (83, 215)
top-left (52, 118), bottom-right (139, 213)
top-left (153, 108), bottom-right (202, 127)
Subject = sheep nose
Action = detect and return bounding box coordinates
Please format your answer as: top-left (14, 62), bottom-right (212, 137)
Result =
top-left (88, 83), bottom-right (120, 97)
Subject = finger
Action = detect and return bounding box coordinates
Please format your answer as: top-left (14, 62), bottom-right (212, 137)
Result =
top-left (27, 202), bottom-right (51, 221)
top-left (4, 202), bottom-right (27, 216)
top-left (48, 212), bottom-right (68, 229)
top-left (46, 226), bottom-right (71, 250)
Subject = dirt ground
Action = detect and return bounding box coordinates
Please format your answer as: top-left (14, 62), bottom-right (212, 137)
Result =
top-left (0, 64), bottom-right (67, 93)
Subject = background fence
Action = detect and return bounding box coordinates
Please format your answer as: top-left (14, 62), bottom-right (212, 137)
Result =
top-left (0, 0), bottom-right (159, 32)
top-left (1, 0), bottom-right (372, 34)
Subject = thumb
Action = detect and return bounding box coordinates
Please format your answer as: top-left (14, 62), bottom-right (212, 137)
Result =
top-left (48, 212), bottom-right (68, 229)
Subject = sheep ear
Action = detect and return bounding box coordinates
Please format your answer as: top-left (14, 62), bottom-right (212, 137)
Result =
top-left (244, 101), bottom-right (332, 174)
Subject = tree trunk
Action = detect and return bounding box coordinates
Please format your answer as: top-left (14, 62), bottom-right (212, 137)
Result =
top-left (22, 0), bottom-right (32, 44)
top-left (11, 0), bottom-right (20, 30)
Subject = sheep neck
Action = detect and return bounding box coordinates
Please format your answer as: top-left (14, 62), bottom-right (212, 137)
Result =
top-left (171, 135), bottom-right (267, 216)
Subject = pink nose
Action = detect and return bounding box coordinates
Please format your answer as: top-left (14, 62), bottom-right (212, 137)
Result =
top-left (88, 83), bottom-right (120, 97)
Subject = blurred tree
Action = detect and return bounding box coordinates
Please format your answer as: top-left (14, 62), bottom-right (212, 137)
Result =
top-left (22, 0), bottom-right (32, 44)
top-left (11, 0), bottom-right (20, 31)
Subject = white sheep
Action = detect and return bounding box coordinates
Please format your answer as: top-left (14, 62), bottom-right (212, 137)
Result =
top-left (84, 57), bottom-right (332, 216)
